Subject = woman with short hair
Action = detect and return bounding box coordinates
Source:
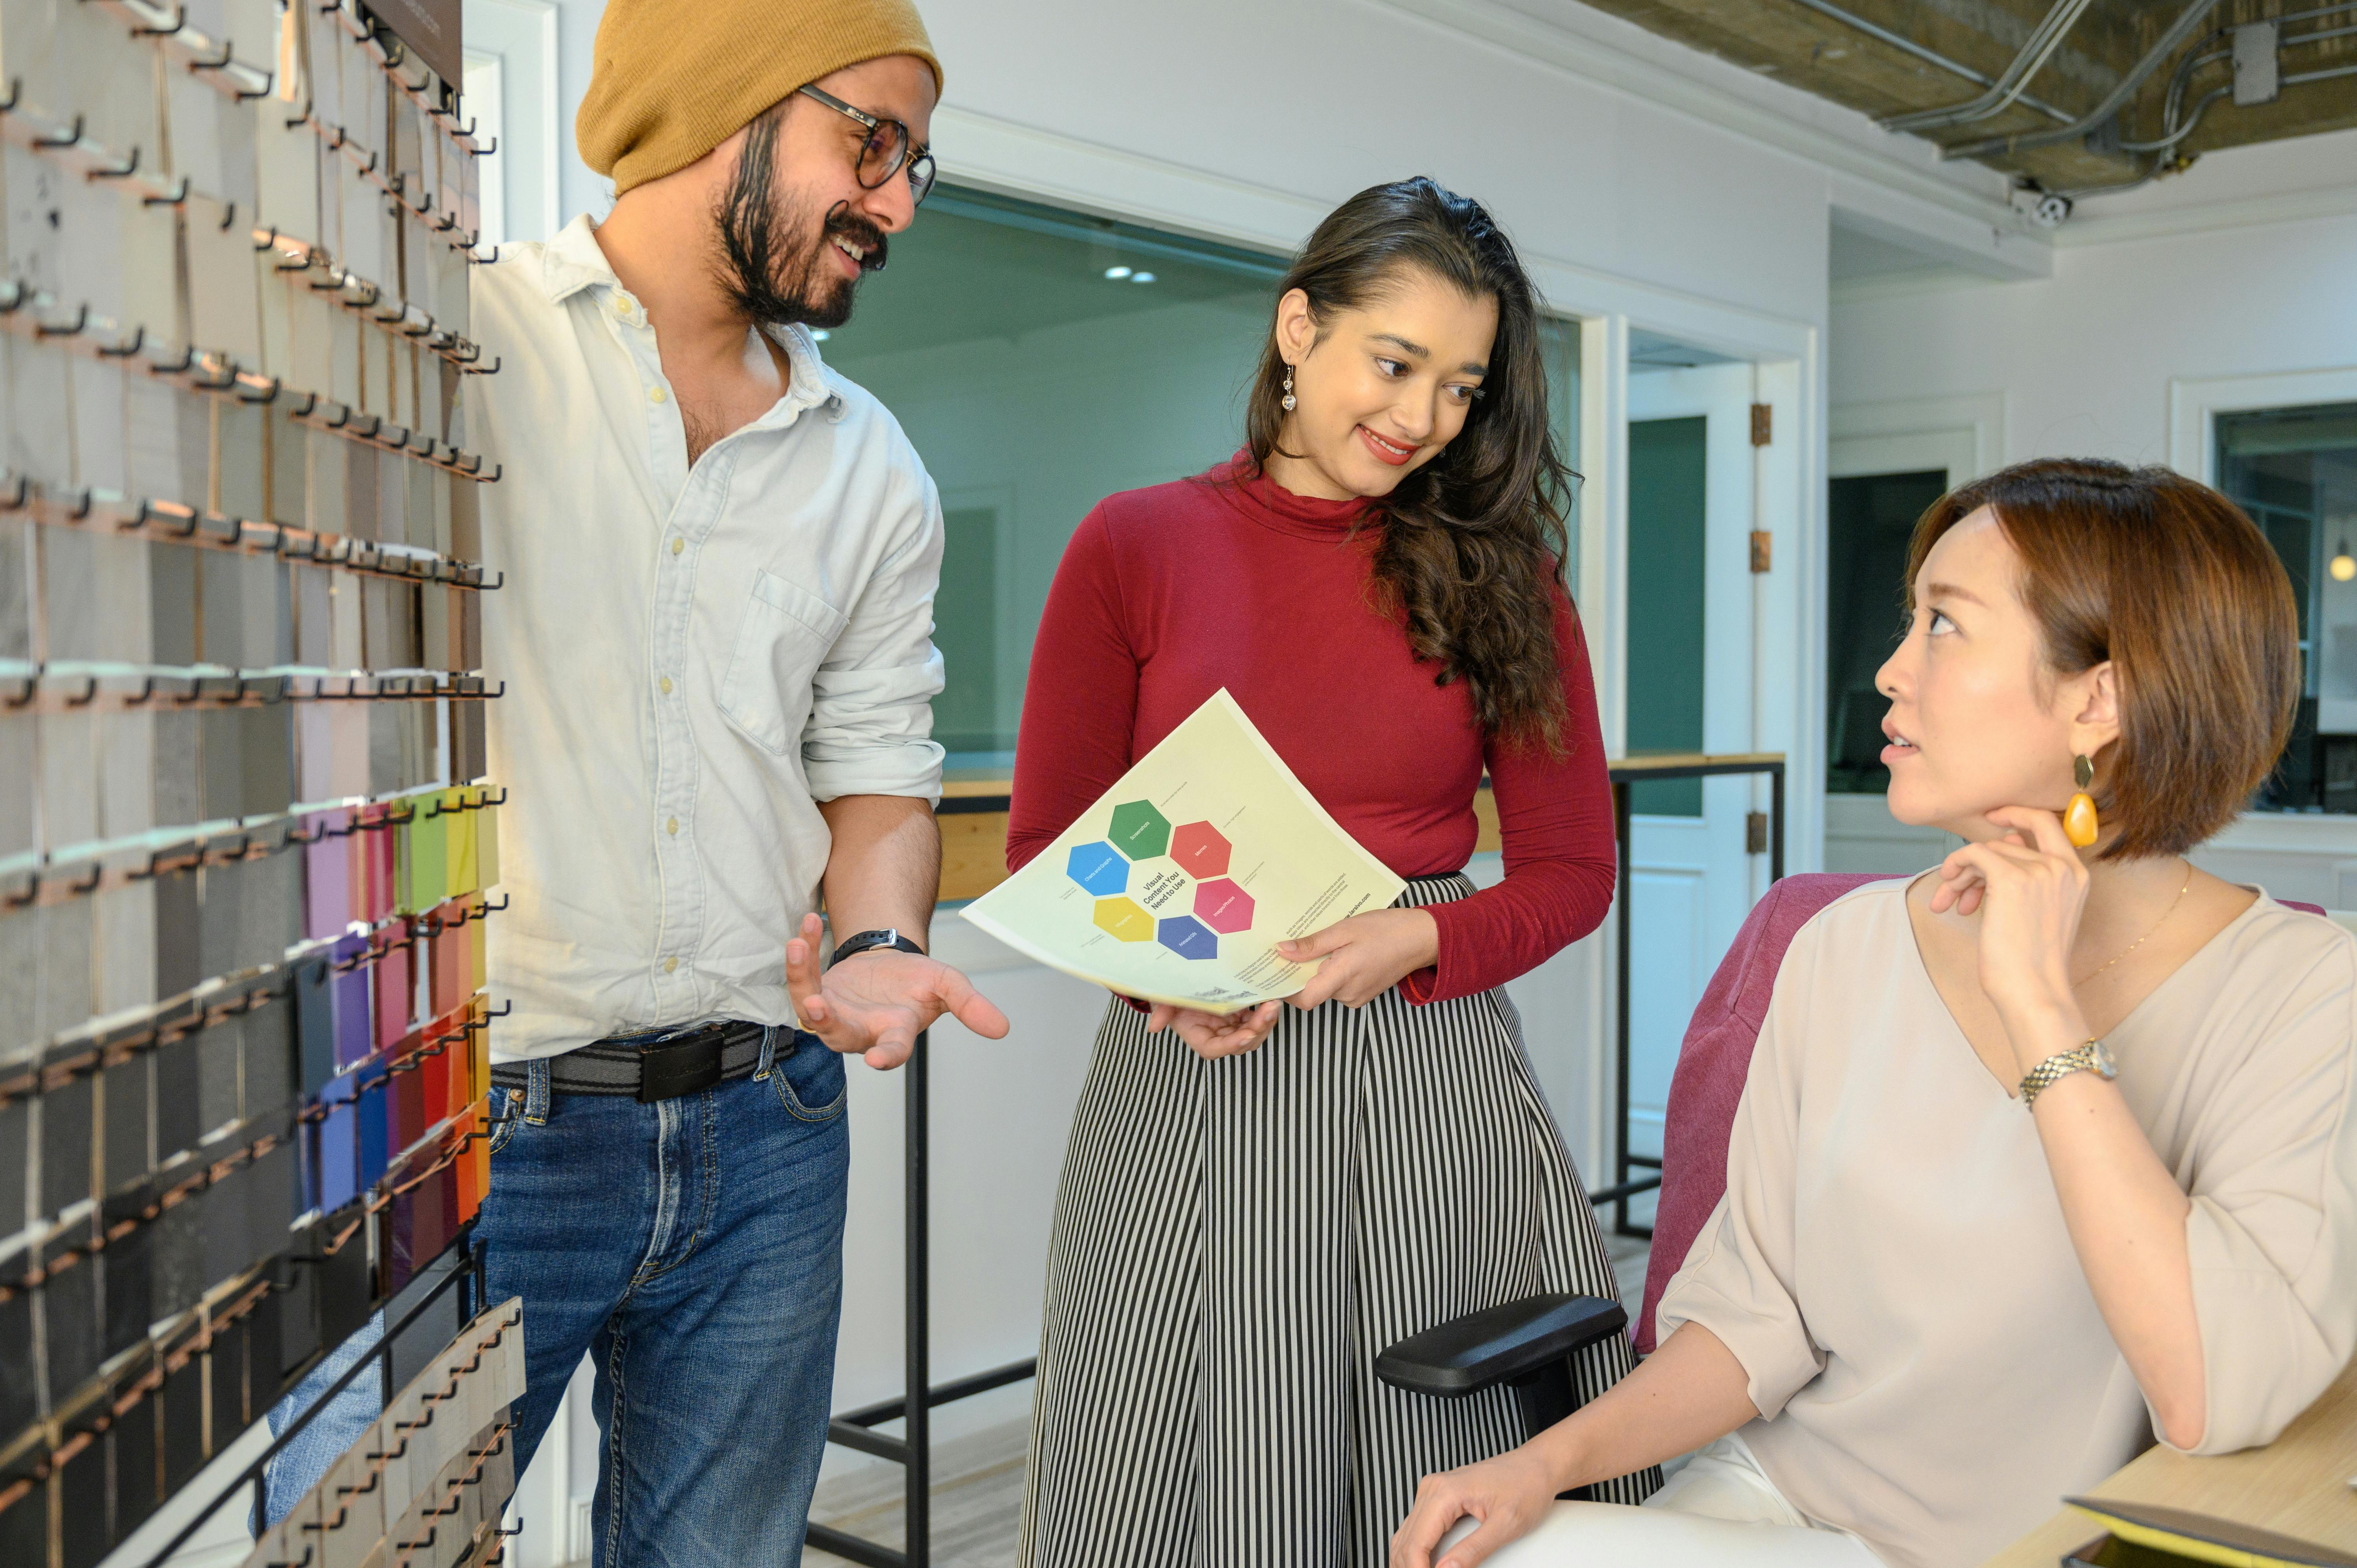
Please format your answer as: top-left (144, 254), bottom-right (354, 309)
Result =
top-left (1009, 177), bottom-right (1648, 1564)
top-left (1393, 459), bottom-right (2357, 1568)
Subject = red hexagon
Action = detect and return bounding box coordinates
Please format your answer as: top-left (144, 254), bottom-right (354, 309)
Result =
top-left (1170, 821), bottom-right (1232, 878)
top-left (1193, 878), bottom-right (1254, 934)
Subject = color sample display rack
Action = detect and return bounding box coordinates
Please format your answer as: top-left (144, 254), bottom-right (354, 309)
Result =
top-left (0, 2), bottom-right (518, 1564)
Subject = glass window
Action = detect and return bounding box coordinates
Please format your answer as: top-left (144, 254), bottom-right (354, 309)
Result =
top-left (819, 186), bottom-right (1581, 770)
top-left (1626, 417), bottom-right (1707, 814)
top-left (2219, 402), bottom-right (2357, 811)
top-left (1824, 469), bottom-right (1948, 795)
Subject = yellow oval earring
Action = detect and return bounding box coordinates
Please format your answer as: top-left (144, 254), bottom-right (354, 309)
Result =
top-left (2065, 753), bottom-right (2100, 847)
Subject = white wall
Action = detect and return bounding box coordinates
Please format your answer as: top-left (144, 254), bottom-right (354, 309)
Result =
top-left (1828, 136), bottom-right (2357, 466)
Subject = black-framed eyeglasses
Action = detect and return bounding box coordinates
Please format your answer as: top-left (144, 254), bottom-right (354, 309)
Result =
top-left (797, 84), bottom-right (937, 206)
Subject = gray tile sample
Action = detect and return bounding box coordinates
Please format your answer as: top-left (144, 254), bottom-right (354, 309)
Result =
top-left (101, 1053), bottom-right (149, 1193)
top-left (152, 868), bottom-right (200, 1001)
top-left (196, 855), bottom-right (244, 982)
top-left (196, 1018), bottom-right (238, 1138)
top-left (38, 1069), bottom-right (93, 1219)
top-left (148, 544), bottom-right (197, 668)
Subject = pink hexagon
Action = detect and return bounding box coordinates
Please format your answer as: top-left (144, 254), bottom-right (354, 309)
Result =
top-left (1193, 878), bottom-right (1254, 934)
top-left (1171, 821), bottom-right (1232, 878)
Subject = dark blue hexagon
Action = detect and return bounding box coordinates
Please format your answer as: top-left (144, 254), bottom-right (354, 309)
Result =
top-left (1067, 841), bottom-right (1128, 897)
top-left (1156, 915), bottom-right (1218, 961)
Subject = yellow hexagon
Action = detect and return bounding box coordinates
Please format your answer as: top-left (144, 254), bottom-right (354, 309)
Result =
top-left (1093, 897), bottom-right (1155, 942)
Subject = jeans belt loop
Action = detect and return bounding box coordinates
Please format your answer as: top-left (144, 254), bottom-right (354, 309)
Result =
top-left (523, 1058), bottom-right (551, 1125)
top-left (753, 1023), bottom-right (779, 1081)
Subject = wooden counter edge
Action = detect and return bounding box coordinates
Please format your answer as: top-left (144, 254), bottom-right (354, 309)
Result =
top-left (1977, 1353), bottom-right (2357, 1566)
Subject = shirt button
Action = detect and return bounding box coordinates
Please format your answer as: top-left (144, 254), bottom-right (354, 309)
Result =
top-left (666, 817), bottom-right (679, 836)
top-left (648, 386), bottom-right (668, 404)
top-left (614, 297), bottom-right (631, 318)
top-left (670, 537), bottom-right (684, 556)
top-left (663, 956), bottom-right (679, 974)
top-left (659, 676), bottom-right (673, 695)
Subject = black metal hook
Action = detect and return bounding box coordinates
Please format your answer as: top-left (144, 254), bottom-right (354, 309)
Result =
top-left (130, 3), bottom-right (187, 36)
top-left (89, 145), bottom-right (140, 180)
top-left (63, 675), bottom-right (99, 707)
top-left (36, 304), bottom-right (88, 338)
top-left (31, 113), bottom-right (84, 149)
top-left (96, 325), bottom-right (145, 358)
top-left (141, 175), bottom-right (191, 207)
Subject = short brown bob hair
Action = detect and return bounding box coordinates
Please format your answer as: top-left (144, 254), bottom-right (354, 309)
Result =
top-left (1904, 457), bottom-right (2300, 861)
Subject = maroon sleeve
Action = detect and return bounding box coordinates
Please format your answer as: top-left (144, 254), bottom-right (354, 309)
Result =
top-left (1008, 505), bottom-right (1140, 875)
top-left (1408, 592), bottom-right (1616, 1003)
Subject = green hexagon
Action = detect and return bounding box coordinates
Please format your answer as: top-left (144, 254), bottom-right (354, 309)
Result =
top-left (1107, 799), bottom-right (1172, 860)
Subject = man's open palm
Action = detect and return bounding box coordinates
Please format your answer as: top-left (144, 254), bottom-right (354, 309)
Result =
top-left (785, 912), bottom-right (1011, 1068)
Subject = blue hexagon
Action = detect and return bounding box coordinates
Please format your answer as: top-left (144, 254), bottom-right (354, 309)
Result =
top-left (1067, 841), bottom-right (1128, 897)
top-left (1156, 915), bottom-right (1218, 961)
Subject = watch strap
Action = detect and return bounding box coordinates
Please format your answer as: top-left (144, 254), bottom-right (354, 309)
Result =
top-left (2019, 1039), bottom-right (2110, 1108)
top-left (830, 928), bottom-right (926, 965)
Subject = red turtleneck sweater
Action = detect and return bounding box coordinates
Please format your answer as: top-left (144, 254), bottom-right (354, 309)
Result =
top-left (1006, 459), bottom-right (1615, 1004)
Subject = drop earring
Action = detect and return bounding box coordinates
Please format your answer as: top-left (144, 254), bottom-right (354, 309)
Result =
top-left (1281, 366), bottom-right (1296, 412)
top-left (2065, 753), bottom-right (2099, 847)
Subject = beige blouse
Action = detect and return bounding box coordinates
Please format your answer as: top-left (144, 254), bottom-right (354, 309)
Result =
top-left (1656, 880), bottom-right (2357, 1568)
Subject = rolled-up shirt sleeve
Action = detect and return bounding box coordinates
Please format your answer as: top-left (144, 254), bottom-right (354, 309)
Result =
top-left (2172, 944), bottom-right (2357, 1454)
top-left (1655, 919), bottom-right (1829, 1420)
top-left (802, 468), bottom-right (947, 803)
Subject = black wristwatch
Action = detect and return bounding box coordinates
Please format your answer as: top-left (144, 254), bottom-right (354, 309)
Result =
top-left (829, 928), bottom-right (927, 966)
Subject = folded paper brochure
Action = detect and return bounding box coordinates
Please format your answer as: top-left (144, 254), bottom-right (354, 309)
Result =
top-left (961, 690), bottom-right (1407, 1013)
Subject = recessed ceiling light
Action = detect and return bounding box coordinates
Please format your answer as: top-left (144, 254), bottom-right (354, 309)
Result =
top-left (810, 329), bottom-right (830, 341)
top-left (1131, 271), bottom-right (1156, 284)
top-left (1103, 265), bottom-right (1132, 279)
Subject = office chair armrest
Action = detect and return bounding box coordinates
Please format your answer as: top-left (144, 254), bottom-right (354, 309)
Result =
top-left (1374, 1293), bottom-right (1627, 1399)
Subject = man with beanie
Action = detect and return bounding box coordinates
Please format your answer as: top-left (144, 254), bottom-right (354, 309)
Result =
top-left (259, 1), bottom-right (1009, 1559)
top-left (473, 0), bottom-right (1015, 1557)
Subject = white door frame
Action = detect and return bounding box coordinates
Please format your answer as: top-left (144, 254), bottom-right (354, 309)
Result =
top-left (1828, 391), bottom-right (2005, 484)
top-left (460, 0), bottom-right (560, 250)
top-left (2169, 365), bottom-right (2357, 483)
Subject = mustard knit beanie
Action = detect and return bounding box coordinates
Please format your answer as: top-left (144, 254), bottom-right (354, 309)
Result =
top-left (576, 0), bottom-right (942, 197)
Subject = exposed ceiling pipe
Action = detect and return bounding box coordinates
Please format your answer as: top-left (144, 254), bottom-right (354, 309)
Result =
top-left (1941, 0), bottom-right (2225, 160)
top-left (1879, 0), bottom-right (2097, 132)
top-left (1780, 0), bottom-right (2078, 124)
top-left (2121, 58), bottom-right (2357, 151)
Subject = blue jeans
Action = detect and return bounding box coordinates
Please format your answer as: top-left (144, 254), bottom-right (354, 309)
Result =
top-left (265, 1025), bottom-right (851, 1565)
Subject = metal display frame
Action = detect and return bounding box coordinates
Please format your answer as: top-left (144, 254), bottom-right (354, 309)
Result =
top-left (803, 1032), bottom-right (1035, 1568)
top-left (132, 1231), bottom-right (492, 1568)
top-left (1589, 753), bottom-right (1787, 1238)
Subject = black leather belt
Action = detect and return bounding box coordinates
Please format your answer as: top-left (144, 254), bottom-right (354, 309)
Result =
top-left (489, 1019), bottom-right (780, 1102)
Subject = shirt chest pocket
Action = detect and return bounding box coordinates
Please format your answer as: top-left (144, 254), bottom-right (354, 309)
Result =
top-left (717, 569), bottom-right (850, 755)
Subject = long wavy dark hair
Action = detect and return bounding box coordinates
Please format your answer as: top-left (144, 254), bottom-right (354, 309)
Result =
top-left (1243, 177), bottom-right (1576, 752)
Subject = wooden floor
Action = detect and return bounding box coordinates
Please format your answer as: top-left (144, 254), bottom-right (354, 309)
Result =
top-left (798, 1232), bottom-right (1655, 1567)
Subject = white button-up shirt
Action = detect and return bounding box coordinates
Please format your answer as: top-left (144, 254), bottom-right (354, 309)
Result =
top-left (474, 216), bottom-right (945, 1060)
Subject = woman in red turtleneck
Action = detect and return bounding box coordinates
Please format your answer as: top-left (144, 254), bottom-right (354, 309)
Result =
top-left (1010, 179), bottom-right (1650, 1568)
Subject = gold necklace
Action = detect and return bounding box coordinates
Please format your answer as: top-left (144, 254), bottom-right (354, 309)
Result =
top-left (2070, 860), bottom-right (2194, 986)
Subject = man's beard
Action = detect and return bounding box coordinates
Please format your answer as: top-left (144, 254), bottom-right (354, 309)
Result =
top-left (713, 108), bottom-right (890, 332)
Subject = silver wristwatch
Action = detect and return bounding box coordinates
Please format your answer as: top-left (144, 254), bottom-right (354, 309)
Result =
top-left (2018, 1038), bottom-right (2117, 1108)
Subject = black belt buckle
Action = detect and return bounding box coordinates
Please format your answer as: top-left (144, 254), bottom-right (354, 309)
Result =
top-left (637, 1030), bottom-right (726, 1102)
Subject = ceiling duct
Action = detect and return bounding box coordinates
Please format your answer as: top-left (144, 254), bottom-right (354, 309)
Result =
top-left (1878, 0), bottom-right (2098, 131)
top-left (1940, 0), bottom-right (2226, 159)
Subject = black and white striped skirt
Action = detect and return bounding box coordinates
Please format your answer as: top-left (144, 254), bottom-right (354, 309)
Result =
top-left (1019, 873), bottom-right (1658, 1568)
